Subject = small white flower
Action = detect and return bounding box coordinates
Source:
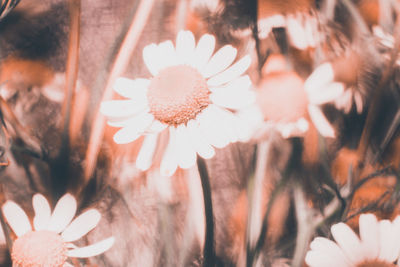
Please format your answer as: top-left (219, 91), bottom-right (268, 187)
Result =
top-left (306, 213), bottom-right (400, 267)
top-left (256, 63), bottom-right (344, 139)
top-left (334, 86), bottom-right (364, 114)
top-left (101, 30), bottom-right (256, 176)
top-left (2, 193), bottom-right (114, 267)
top-left (258, 13), bottom-right (321, 50)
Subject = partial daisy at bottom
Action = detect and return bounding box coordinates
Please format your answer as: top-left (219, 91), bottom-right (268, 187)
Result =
top-left (101, 30), bottom-right (258, 176)
top-left (255, 61), bottom-right (344, 139)
top-left (306, 213), bottom-right (400, 267)
top-left (2, 193), bottom-right (114, 267)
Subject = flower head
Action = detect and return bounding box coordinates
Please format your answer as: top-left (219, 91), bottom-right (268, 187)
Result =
top-left (101, 30), bottom-right (256, 176)
top-left (306, 213), bottom-right (400, 267)
top-left (256, 62), bottom-right (344, 138)
top-left (2, 193), bottom-right (114, 267)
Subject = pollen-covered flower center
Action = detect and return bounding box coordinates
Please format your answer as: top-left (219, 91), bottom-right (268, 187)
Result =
top-left (147, 65), bottom-right (210, 125)
top-left (12, 230), bottom-right (68, 267)
top-left (257, 72), bottom-right (308, 123)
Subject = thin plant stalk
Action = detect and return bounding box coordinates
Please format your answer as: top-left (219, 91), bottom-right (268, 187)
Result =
top-left (83, 0), bottom-right (155, 185)
top-left (197, 156), bottom-right (215, 267)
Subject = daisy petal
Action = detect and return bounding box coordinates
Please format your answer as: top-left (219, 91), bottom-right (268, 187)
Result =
top-left (33, 194), bottom-right (51, 231)
top-left (47, 194), bottom-right (77, 233)
top-left (305, 250), bottom-right (336, 267)
top-left (61, 209), bottom-right (101, 242)
top-left (210, 88), bottom-right (255, 110)
top-left (175, 125), bottom-right (197, 169)
top-left (143, 43), bottom-right (161, 76)
top-left (186, 119), bottom-right (215, 159)
top-left (308, 105), bottom-right (335, 138)
top-left (157, 40), bottom-right (178, 69)
top-left (201, 45), bottom-right (237, 78)
top-left (67, 237), bottom-right (115, 258)
top-left (354, 91), bottom-right (364, 113)
top-left (359, 214), bottom-right (379, 259)
top-left (107, 109), bottom-right (151, 128)
top-left (160, 127), bottom-right (178, 176)
top-left (331, 222), bottom-right (363, 264)
top-left (207, 55), bottom-right (251, 87)
top-left (100, 100), bottom-right (148, 119)
top-left (309, 237), bottom-right (351, 266)
top-left (286, 16), bottom-right (308, 50)
top-left (136, 134), bottom-right (158, 171)
top-left (378, 220), bottom-right (398, 262)
top-left (209, 75), bottom-right (252, 93)
top-left (190, 34), bottom-right (215, 70)
top-left (112, 113), bottom-right (154, 144)
top-left (146, 120), bottom-right (167, 134)
top-left (308, 82), bottom-right (344, 105)
top-left (197, 106), bottom-right (230, 148)
top-left (304, 63), bottom-right (335, 94)
top-left (176, 30), bottom-right (196, 65)
top-left (113, 78), bottom-right (149, 100)
top-left (2, 201), bottom-right (31, 237)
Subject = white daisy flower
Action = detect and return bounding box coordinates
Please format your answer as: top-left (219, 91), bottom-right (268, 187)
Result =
top-left (256, 63), bottom-right (344, 139)
top-left (306, 213), bottom-right (400, 267)
top-left (258, 12), bottom-right (321, 50)
top-left (2, 193), bottom-right (114, 267)
top-left (101, 30), bottom-right (256, 176)
top-left (334, 85), bottom-right (364, 114)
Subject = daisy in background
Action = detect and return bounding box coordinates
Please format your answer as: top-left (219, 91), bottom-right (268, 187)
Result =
top-left (2, 193), bottom-right (114, 267)
top-left (255, 55), bottom-right (344, 139)
top-left (101, 30), bottom-right (258, 176)
top-left (306, 213), bottom-right (400, 267)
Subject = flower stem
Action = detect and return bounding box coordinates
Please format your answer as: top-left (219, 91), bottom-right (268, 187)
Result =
top-left (196, 156), bottom-right (215, 267)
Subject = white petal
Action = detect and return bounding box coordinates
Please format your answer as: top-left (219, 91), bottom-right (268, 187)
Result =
top-left (209, 105), bottom-right (239, 143)
top-left (304, 17), bottom-right (317, 48)
top-left (2, 201), bottom-right (31, 237)
top-left (33, 194), bottom-right (51, 231)
top-left (47, 194), bottom-right (77, 233)
top-left (354, 91), bottom-right (364, 113)
top-left (143, 43), bottom-right (161, 76)
top-left (157, 40), bottom-right (178, 69)
top-left (207, 55), bottom-right (251, 86)
top-left (308, 82), bottom-right (344, 105)
top-left (146, 120), bottom-right (167, 134)
top-left (286, 16), bottom-right (308, 50)
top-left (305, 251), bottom-right (336, 267)
top-left (201, 45), bottom-right (237, 78)
top-left (304, 63), bottom-right (335, 94)
top-left (113, 78), bottom-right (149, 100)
top-left (112, 113), bottom-right (154, 144)
top-left (210, 87), bottom-right (255, 110)
top-left (190, 34), bottom-right (215, 70)
top-left (136, 134), bottom-right (158, 171)
top-left (196, 106), bottom-right (230, 148)
top-left (107, 109), bottom-right (151, 128)
top-left (67, 237), bottom-right (115, 258)
top-left (378, 220), bottom-right (398, 262)
top-left (209, 75), bottom-right (252, 93)
top-left (331, 222), bottom-right (364, 264)
top-left (175, 125), bottom-right (197, 169)
top-left (100, 99), bottom-right (148, 119)
top-left (176, 30), bottom-right (196, 65)
top-left (359, 214), bottom-right (379, 259)
top-left (160, 127), bottom-right (178, 176)
top-left (308, 105), bottom-right (335, 138)
top-left (186, 120), bottom-right (215, 159)
top-left (61, 209), bottom-right (101, 242)
top-left (309, 237), bottom-right (351, 266)
top-left (257, 15), bottom-right (286, 39)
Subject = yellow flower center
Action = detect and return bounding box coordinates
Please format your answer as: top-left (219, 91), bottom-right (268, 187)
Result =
top-left (356, 260), bottom-right (396, 267)
top-left (257, 71), bottom-right (308, 123)
top-left (12, 230), bottom-right (68, 267)
top-left (147, 65), bottom-right (210, 126)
